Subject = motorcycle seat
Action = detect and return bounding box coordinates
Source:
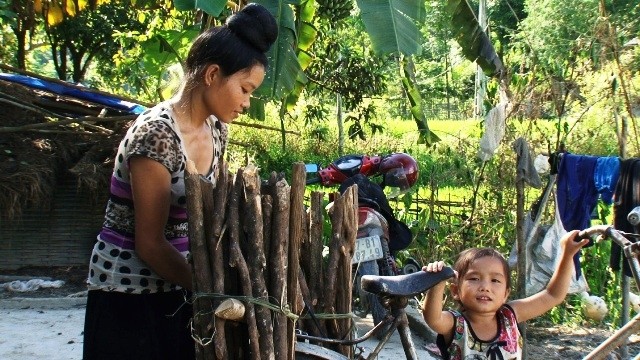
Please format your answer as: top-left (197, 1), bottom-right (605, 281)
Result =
top-left (360, 267), bottom-right (455, 298)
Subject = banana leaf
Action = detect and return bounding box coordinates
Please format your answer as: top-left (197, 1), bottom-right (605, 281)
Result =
top-left (253, 0), bottom-right (304, 101)
top-left (446, 0), bottom-right (504, 78)
top-left (356, 0), bottom-right (425, 56)
top-left (400, 57), bottom-right (440, 145)
top-left (283, 0), bottom-right (316, 110)
top-left (174, 0), bottom-right (227, 17)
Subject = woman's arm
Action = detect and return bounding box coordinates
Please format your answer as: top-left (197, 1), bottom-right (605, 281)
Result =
top-left (130, 156), bottom-right (193, 290)
top-left (509, 230), bottom-right (589, 322)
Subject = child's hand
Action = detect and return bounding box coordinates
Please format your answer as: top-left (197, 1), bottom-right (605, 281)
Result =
top-left (422, 261), bottom-right (446, 273)
top-left (561, 229), bottom-right (590, 256)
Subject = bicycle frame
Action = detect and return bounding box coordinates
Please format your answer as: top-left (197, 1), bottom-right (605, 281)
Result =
top-left (577, 225), bottom-right (640, 360)
top-left (297, 297), bottom-right (417, 360)
top-left (295, 269), bottom-right (455, 360)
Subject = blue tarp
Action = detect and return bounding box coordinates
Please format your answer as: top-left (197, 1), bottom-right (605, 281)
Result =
top-left (0, 73), bottom-right (146, 115)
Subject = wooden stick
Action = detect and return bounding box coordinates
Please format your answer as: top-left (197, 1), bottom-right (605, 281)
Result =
top-left (233, 120), bottom-right (300, 135)
top-left (261, 194), bottom-right (273, 287)
top-left (309, 191), bottom-right (328, 337)
top-left (323, 191), bottom-right (345, 344)
top-left (268, 176), bottom-right (291, 359)
top-left (184, 160), bottom-right (214, 360)
top-left (209, 163), bottom-right (230, 360)
top-left (287, 163), bottom-right (307, 360)
top-left (308, 191), bottom-right (325, 310)
top-left (200, 179), bottom-right (218, 360)
top-left (228, 170), bottom-right (261, 360)
top-left (242, 165), bottom-right (275, 360)
top-left (336, 185), bottom-right (357, 357)
top-left (0, 109), bottom-right (135, 133)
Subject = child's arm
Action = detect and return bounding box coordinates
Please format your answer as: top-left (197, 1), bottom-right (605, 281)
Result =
top-left (421, 261), bottom-right (455, 338)
top-left (509, 230), bottom-right (590, 322)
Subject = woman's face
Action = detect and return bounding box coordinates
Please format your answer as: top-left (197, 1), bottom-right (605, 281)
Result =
top-left (204, 63), bottom-right (265, 123)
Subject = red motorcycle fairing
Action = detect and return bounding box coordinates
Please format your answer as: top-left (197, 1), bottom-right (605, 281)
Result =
top-left (317, 155), bottom-right (382, 186)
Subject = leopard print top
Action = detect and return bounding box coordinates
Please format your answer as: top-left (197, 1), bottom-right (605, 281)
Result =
top-left (87, 102), bottom-right (227, 294)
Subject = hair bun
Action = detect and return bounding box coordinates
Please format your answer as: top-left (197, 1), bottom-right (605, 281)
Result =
top-left (226, 3), bottom-right (278, 53)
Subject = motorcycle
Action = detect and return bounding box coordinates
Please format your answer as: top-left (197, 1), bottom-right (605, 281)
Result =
top-left (306, 153), bottom-right (419, 326)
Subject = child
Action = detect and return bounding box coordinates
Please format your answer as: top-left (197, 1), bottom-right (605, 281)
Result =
top-left (422, 230), bottom-right (589, 359)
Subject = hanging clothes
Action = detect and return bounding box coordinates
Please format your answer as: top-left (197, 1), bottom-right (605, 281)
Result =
top-left (611, 158), bottom-right (640, 277)
top-left (556, 154), bottom-right (600, 278)
top-left (555, 154), bottom-right (620, 276)
top-left (512, 138), bottom-right (542, 189)
top-left (556, 153), bottom-right (600, 231)
top-left (594, 156), bottom-right (620, 205)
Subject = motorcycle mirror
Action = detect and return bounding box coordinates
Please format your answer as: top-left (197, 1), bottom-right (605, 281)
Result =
top-left (305, 163), bottom-right (321, 185)
top-left (305, 163), bottom-right (319, 173)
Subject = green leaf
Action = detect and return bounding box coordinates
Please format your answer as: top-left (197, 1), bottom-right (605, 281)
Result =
top-left (253, 0), bottom-right (304, 100)
top-left (356, 0), bottom-right (425, 56)
top-left (175, 0), bottom-right (227, 17)
top-left (446, 0), bottom-right (504, 77)
top-left (247, 98), bottom-right (266, 120)
top-left (280, 0), bottom-right (316, 109)
top-left (400, 57), bottom-right (440, 145)
top-left (140, 27), bottom-right (199, 71)
top-left (195, 0), bottom-right (227, 17)
top-left (173, 0), bottom-right (195, 11)
top-left (297, 0), bottom-right (317, 51)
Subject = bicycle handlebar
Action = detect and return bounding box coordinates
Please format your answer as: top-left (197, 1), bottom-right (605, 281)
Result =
top-left (577, 225), bottom-right (614, 240)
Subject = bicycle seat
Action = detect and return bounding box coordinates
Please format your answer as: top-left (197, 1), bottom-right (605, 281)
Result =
top-left (361, 267), bottom-right (455, 297)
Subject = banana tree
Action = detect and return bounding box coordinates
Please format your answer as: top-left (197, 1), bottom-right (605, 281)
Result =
top-left (356, 0), bottom-right (438, 145)
top-left (164, 0), bottom-right (506, 147)
top-left (446, 0), bottom-right (504, 78)
top-left (445, 0), bottom-right (510, 128)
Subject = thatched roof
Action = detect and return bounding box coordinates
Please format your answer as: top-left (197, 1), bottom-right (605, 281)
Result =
top-left (0, 66), bottom-right (144, 221)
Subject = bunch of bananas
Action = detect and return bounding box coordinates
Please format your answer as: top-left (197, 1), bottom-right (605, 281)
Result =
top-left (316, 0), bottom-right (353, 21)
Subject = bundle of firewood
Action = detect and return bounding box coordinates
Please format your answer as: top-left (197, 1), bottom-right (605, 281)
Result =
top-left (185, 161), bottom-right (358, 360)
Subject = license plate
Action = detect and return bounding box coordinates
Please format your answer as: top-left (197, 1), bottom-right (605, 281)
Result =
top-left (351, 235), bottom-right (384, 264)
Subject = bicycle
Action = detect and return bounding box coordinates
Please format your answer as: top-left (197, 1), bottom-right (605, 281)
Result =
top-left (574, 224), bottom-right (640, 360)
top-left (295, 267), bottom-right (455, 359)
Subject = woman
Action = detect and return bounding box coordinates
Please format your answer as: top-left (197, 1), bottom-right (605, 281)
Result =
top-left (82, 4), bottom-right (278, 359)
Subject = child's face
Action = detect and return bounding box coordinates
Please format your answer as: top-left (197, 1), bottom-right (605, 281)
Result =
top-left (451, 256), bottom-right (510, 314)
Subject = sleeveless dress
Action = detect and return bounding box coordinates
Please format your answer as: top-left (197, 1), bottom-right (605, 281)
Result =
top-left (436, 305), bottom-right (523, 360)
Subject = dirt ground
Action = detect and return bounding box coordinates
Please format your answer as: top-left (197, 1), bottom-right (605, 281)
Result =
top-left (3, 266), bottom-right (640, 359)
top-left (526, 323), bottom-right (640, 359)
